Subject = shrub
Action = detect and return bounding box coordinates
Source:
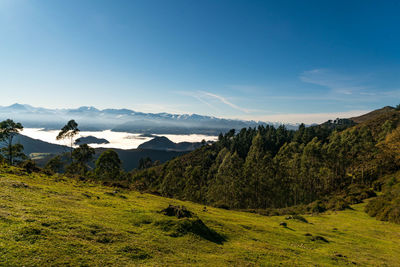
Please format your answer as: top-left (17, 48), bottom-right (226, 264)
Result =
top-left (19, 160), bottom-right (40, 174)
top-left (365, 197), bottom-right (389, 217)
top-left (160, 205), bottom-right (193, 219)
top-left (95, 150), bottom-right (122, 180)
top-left (308, 201), bottom-right (326, 214)
top-left (326, 197), bottom-right (350, 211)
top-left (44, 155), bottom-right (63, 173)
top-left (155, 218), bottom-right (225, 244)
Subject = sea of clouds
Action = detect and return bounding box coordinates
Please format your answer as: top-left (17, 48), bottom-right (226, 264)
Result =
top-left (21, 128), bottom-right (218, 150)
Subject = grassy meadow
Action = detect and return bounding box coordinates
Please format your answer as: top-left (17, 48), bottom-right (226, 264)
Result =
top-left (1, 166), bottom-right (400, 266)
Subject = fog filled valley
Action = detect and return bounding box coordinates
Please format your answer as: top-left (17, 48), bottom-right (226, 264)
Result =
top-left (21, 128), bottom-right (218, 150)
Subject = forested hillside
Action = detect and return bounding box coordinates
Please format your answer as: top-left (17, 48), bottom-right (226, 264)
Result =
top-left (133, 106), bottom-right (400, 216)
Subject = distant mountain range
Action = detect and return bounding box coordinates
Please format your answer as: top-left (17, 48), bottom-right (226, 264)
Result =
top-left (0, 103), bottom-right (299, 135)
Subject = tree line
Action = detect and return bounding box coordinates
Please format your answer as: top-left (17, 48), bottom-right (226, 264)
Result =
top-left (2, 106), bottom-right (400, 215)
top-left (133, 111), bottom-right (400, 210)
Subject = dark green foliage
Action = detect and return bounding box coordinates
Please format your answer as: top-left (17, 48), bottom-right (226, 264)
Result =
top-left (0, 154), bottom-right (5, 166)
top-left (1, 143), bottom-right (27, 165)
top-left (45, 155), bottom-right (64, 173)
top-left (343, 185), bottom-right (377, 204)
top-left (138, 157), bottom-right (159, 170)
top-left (0, 119), bottom-right (24, 165)
top-left (365, 173), bottom-right (400, 224)
top-left (132, 110), bottom-right (400, 216)
top-left (95, 150), bottom-right (122, 180)
top-left (155, 218), bottom-right (226, 244)
top-left (70, 144), bottom-right (95, 175)
top-left (326, 197), bottom-right (350, 211)
top-left (160, 205), bottom-right (193, 218)
top-left (73, 144), bottom-right (95, 164)
top-left (19, 159), bottom-right (40, 174)
top-left (65, 162), bottom-right (86, 176)
top-left (157, 204), bottom-right (225, 244)
top-left (308, 201), bottom-right (327, 214)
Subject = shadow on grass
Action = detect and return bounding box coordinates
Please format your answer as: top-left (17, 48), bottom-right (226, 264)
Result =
top-left (156, 218), bottom-right (226, 244)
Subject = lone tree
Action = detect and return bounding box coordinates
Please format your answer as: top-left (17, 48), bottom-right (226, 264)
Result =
top-left (72, 144), bottom-right (95, 175)
top-left (95, 149), bottom-right (122, 180)
top-left (57, 120), bottom-right (80, 161)
top-left (45, 155), bottom-right (63, 173)
top-left (0, 119), bottom-right (24, 165)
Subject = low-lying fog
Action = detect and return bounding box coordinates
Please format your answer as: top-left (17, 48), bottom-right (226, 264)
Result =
top-left (21, 128), bottom-right (218, 150)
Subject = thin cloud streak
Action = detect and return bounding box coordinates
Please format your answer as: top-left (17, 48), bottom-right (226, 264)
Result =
top-left (201, 91), bottom-right (250, 113)
top-left (193, 95), bottom-right (220, 112)
top-left (175, 90), bottom-right (252, 114)
top-left (299, 69), bottom-right (371, 95)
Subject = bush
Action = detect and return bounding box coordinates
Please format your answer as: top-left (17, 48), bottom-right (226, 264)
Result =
top-left (308, 201), bottom-right (326, 214)
top-left (19, 160), bottom-right (40, 174)
top-left (45, 155), bottom-right (63, 173)
top-left (160, 205), bottom-right (193, 219)
top-left (155, 218), bottom-right (226, 244)
top-left (366, 197), bottom-right (389, 217)
top-left (326, 197), bottom-right (350, 211)
top-left (365, 173), bottom-right (400, 224)
top-left (95, 150), bottom-right (122, 180)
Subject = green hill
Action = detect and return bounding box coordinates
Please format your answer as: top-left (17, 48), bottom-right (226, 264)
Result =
top-left (1, 166), bottom-right (400, 266)
top-left (132, 107), bottom-right (400, 214)
top-left (350, 106), bottom-right (397, 124)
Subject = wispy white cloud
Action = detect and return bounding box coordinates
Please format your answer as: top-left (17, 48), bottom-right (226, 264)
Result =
top-left (201, 91), bottom-right (250, 113)
top-left (175, 90), bottom-right (251, 114)
top-left (193, 95), bottom-right (220, 112)
top-left (299, 69), bottom-right (371, 95)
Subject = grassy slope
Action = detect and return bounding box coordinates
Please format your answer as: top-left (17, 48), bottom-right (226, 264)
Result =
top-left (1, 168), bottom-right (400, 266)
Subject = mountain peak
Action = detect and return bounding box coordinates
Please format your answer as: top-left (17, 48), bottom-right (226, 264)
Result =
top-left (77, 106), bottom-right (99, 112)
top-left (350, 106), bottom-right (397, 124)
top-left (9, 103), bottom-right (29, 109)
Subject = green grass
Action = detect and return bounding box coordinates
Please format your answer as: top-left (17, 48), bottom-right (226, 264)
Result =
top-left (1, 168), bottom-right (400, 266)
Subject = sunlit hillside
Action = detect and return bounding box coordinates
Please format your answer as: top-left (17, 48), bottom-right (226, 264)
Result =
top-left (1, 166), bottom-right (400, 266)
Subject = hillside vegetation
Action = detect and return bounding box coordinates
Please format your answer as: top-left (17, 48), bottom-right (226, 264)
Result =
top-left (133, 107), bottom-right (400, 217)
top-left (1, 166), bottom-right (400, 266)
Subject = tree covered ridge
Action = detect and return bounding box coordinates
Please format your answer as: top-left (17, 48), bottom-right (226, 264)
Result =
top-left (133, 107), bottom-right (400, 213)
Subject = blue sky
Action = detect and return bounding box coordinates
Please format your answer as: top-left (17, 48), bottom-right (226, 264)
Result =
top-left (0, 0), bottom-right (399, 123)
